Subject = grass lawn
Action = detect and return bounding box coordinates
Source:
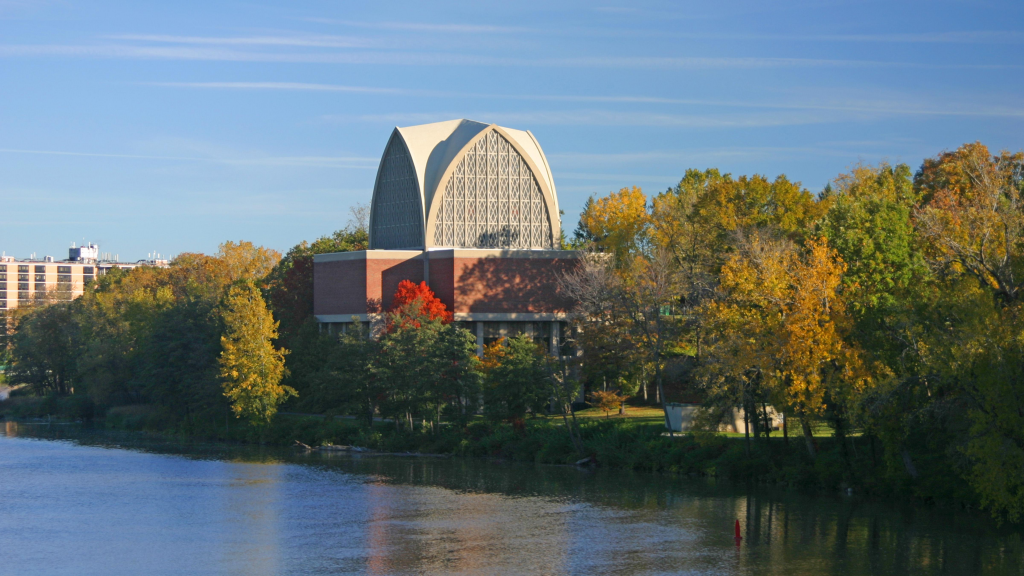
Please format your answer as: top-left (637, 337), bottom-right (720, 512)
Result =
top-left (545, 405), bottom-right (841, 438)
top-left (542, 405), bottom-right (667, 425)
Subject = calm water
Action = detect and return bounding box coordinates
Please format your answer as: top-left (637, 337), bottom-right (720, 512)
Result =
top-left (1, 422), bottom-right (1021, 576)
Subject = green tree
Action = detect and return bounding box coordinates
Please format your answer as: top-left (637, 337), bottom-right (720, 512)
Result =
top-left (8, 301), bottom-right (79, 396)
top-left (482, 334), bottom-right (552, 423)
top-left (219, 282), bottom-right (294, 428)
top-left (264, 227), bottom-right (368, 344)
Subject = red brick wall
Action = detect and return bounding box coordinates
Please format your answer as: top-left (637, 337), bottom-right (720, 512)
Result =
top-left (316, 251), bottom-right (579, 318)
top-left (426, 254), bottom-right (456, 311)
top-left (450, 256), bottom-right (577, 313)
top-left (376, 257), bottom-right (425, 310)
top-left (313, 259), bottom-right (367, 316)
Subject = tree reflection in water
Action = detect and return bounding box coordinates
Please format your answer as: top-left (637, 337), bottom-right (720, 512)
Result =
top-left (1, 423), bottom-right (1020, 576)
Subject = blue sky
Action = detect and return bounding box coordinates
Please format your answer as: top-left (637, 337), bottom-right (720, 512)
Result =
top-left (1, 0), bottom-right (1022, 261)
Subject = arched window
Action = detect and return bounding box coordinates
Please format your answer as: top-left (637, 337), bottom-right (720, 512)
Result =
top-left (370, 136), bottom-right (422, 249)
top-left (432, 130), bottom-right (554, 249)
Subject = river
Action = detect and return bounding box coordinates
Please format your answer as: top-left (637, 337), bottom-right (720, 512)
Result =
top-left (1, 421), bottom-right (1021, 575)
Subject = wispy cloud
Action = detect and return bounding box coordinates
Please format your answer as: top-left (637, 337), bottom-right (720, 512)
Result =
top-left (158, 80), bottom-right (1024, 119)
top-left (303, 18), bottom-right (535, 34)
top-left (0, 147), bottom-right (377, 168)
top-left (550, 144), bottom-right (918, 167)
top-left (150, 81), bottom-right (408, 95)
top-left (677, 30), bottom-right (1024, 44)
top-left (105, 34), bottom-right (370, 48)
top-left (327, 110), bottom-right (848, 128)
top-left (4, 42), bottom-right (1009, 70)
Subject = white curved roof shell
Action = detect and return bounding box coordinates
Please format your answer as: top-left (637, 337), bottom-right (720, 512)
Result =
top-left (369, 119), bottom-right (560, 250)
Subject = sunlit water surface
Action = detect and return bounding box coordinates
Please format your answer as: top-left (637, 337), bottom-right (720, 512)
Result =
top-left (1, 422), bottom-right (1021, 575)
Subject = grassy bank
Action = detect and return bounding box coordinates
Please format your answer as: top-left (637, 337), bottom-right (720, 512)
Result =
top-left (0, 395), bottom-right (979, 512)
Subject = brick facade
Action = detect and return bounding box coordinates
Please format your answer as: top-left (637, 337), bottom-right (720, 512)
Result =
top-left (314, 249), bottom-right (579, 321)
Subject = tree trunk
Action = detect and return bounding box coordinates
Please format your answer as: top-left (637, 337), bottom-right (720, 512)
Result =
top-left (901, 447), bottom-right (920, 479)
top-left (655, 361), bottom-right (667, 430)
top-left (783, 414), bottom-right (789, 447)
top-left (800, 418), bottom-right (816, 458)
top-left (743, 407), bottom-right (751, 456)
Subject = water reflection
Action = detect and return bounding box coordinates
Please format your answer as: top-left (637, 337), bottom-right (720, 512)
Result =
top-left (1, 423), bottom-right (1021, 575)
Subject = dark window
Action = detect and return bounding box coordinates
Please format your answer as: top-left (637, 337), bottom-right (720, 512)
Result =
top-left (18, 291), bottom-right (30, 300)
top-left (0, 291), bottom-right (6, 300)
top-left (0, 301), bottom-right (6, 309)
top-left (84, 275), bottom-right (94, 283)
top-left (0, 274), bottom-right (5, 281)
top-left (18, 274), bottom-right (28, 281)
top-left (506, 321), bottom-right (528, 339)
top-left (18, 283), bottom-right (28, 291)
top-left (483, 322), bottom-right (503, 347)
top-left (57, 266), bottom-right (71, 274)
top-left (83, 266), bottom-right (94, 274)
top-left (558, 322), bottom-right (573, 357)
top-left (18, 265), bottom-right (28, 273)
top-left (0, 264), bottom-right (5, 271)
top-left (35, 283), bottom-right (46, 292)
top-left (530, 321), bottom-right (552, 351)
top-left (34, 274), bottom-right (45, 282)
top-left (34, 265), bottom-right (45, 273)
top-left (57, 274), bottom-right (71, 284)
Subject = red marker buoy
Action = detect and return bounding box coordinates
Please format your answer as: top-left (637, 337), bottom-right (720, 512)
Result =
top-left (734, 519), bottom-right (742, 544)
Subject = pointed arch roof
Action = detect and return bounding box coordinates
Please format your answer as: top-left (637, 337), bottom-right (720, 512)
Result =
top-left (370, 119), bottom-right (560, 250)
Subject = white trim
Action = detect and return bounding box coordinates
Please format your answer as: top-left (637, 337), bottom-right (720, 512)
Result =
top-left (317, 312), bottom-right (573, 323)
top-left (314, 250), bottom-right (424, 263)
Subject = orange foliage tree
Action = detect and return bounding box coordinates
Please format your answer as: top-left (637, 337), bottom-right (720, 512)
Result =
top-left (704, 232), bottom-right (868, 456)
top-left (387, 280), bottom-right (453, 331)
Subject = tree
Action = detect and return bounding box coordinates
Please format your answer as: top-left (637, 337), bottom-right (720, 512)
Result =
top-left (8, 301), bottom-right (79, 396)
top-left (371, 281), bottom-right (471, 431)
top-left (703, 232), bottom-right (867, 457)
top-left (216, 240), bottom-right (282, 284)
top-left (482, 335), bottom-right (552, 423)
top-left (577, 186), bottom-right (651, 258)
top-left (911, 142), bottom-right (1024, 521)
top-left (218, 282), bottom-right (294, 429)
top-left (388, 280), bottom-right (452, 328)
top-left (588, 389), bottom-right (629, 418)
top-left (264, 227), bottom-right (368, 344)
top-left (915, 142), bottom-right (1024, 303)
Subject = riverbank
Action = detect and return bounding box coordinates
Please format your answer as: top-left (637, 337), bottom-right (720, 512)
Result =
top-left (0, 394), bottom-right (982, 515)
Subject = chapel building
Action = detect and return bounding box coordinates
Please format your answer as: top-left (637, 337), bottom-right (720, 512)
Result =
top-left (313, 119), bottom-right (580, 355)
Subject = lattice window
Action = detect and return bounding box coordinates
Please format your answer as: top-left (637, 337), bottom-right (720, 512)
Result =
top-left (433, 131), bottom-right (554, 249)
top-left (370, 136), bottom-right (422, 249)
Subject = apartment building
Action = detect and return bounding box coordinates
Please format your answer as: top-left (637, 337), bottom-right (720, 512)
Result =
top-left (0, 243), bottom-right (167, 310)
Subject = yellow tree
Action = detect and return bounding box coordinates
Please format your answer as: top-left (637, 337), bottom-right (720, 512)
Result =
top-left (570, 187), bottom-right (679, 403)
top-left (578, 186), bottom-right (651, 258)
top-left (216, 240), bottom-right (282, 283)
top-left (219, 281), bottom-right (294, 429)
top-left (707, 233), bottom-right (866, 456)
top-left (914, 142), bottom-right (1024, 302)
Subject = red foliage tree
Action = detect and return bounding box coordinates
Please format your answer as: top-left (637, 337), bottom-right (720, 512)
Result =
top-left (387, 280), bottom-right (453, 330)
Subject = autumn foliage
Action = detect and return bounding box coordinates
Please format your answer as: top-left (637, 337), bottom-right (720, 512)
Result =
top-left (387, 280), bottom-right (453, 330)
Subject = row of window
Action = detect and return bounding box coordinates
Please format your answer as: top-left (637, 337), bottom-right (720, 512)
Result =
top-left (324, 321), bottom-right (573, 356)
top-left (0, 281), bottom-right (91, 300)
top-left (0, 264), bottom-right (95, 274)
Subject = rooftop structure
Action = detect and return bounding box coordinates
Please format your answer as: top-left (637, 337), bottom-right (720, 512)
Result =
top-left (370, 119), bottom-right (560, 251)
top-left (316, 119), bottom-right (580, 357)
